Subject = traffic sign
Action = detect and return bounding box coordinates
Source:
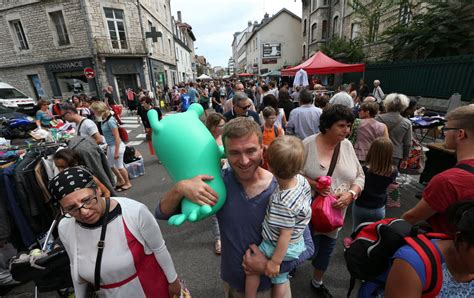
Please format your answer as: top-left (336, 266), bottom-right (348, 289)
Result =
top-left (84, 67), bottom-right (95, 79)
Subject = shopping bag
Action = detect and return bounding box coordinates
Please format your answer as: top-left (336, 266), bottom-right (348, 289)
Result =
top-left (311, 194), bottom-right (344, 233)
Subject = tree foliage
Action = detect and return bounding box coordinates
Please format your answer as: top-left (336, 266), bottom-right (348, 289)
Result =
top-left (383, 3), bottom-right (474, 59)
top-left (350, 0), bottom-right (402, 44)
top-left (320, 37), bottom-right (366, 63)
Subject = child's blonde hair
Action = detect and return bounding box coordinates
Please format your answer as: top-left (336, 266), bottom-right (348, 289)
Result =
top-left (267, 136), bottom-right (305, 179)
top-left (365, 137), bottom-right (395, 177)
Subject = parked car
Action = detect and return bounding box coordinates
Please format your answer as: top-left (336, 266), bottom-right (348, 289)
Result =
top-left (0, 103), bottom-right (37, 139)
top-left (0, 82), bottom-right (37, 115)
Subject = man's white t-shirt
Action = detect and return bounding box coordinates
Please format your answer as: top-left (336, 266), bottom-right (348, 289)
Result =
top-left (77, 118), bottom-right (99, 138)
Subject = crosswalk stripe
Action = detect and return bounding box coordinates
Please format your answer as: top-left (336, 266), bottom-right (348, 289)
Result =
top-left (126, 130), bottom-right (132, 133)
top-left (136, 134), bottom-right (146, 139)
top-left (121, 116), bottom-right (139, 120)
top-left (121, 124), bottom-right (140, 128)
top-left (126, 141), bottom-right (143, 146)
top-left (121, 118), bottom-right (138, 124)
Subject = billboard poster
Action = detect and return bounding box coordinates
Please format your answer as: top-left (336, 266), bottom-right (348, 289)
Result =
top-left (262, 43), bottom-right (281, 58)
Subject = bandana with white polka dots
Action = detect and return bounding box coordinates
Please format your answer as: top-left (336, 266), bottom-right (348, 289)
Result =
top-left (48, 166), bottom-right (96, 202)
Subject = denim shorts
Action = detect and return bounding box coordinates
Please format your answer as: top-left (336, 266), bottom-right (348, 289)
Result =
top-left (259, 239), bottom-right (305, 284)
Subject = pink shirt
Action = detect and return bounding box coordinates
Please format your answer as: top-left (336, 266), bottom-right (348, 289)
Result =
top-left (354, 118), bottom-right (386, 161)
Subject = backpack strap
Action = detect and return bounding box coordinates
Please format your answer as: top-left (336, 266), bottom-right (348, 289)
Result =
top-left (404, 234), bottom-right (444, 298)
top-left (455, 163), bottom-right (474, 174)
top-left (273, 123), bottom-right (279, 137)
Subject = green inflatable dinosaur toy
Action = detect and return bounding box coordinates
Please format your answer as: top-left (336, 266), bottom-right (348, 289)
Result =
top-left (147, 103), bottom-right (227, 226)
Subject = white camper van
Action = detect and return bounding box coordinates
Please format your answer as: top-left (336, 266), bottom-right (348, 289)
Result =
top-left (0, 82), bottom-right (37, 115)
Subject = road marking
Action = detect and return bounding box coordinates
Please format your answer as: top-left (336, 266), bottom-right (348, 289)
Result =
top-left (136, 134), bottom-right (146, 139)
top-left (121, 119), bottom-right (139, 124)
top-left (126, 141), bottom-right (143, 146)
top-left (121, 124), bottom-right (140, 128)
top-left (121, 116), bottom-right (138, 120)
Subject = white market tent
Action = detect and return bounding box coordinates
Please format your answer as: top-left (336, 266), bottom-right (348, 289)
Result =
top-left (197, 74), bottom-right (212, 80)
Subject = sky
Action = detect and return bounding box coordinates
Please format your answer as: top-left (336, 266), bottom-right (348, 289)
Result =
top-left (170, 0), bottom-right (302, 68)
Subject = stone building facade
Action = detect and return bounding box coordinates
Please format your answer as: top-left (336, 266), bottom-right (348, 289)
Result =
top-left (301, 0), bottom-right (426, 61)
top-left (245, 9), bottom-right (302, 75)
top-left (172, 11), bottom-right (196, 83)
top-left (0, 0), bottom-right (176, 102)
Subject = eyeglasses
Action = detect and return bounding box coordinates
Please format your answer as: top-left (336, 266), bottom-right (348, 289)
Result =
top-left (61, 195), bottom-right (98, 218)
top-left (442, 127), bottom-right (461, 134)
top-left (238, 104), bottom-right (251, 110)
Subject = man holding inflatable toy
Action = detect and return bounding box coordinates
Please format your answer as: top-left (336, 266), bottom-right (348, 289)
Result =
top-left (156, 117), bottom-right (314, 297)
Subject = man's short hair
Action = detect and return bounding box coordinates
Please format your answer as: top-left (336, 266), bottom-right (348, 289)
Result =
top-left (267, 136), bottom-right (305, 179)
top-left (319, 104), bottom-right (354, 134)
top-left (445, 104), bottom-right (474, 135)
top-left (299, 89), bottom-right (313, 104)
top-left (232, 91), bottom-right (249, 105)
top-left (60, 103), bottom-right (78, 114)
top-left (374, 80), bottom-right (380, 85)
top-left (360, 102), bottom-right (379, 117)
top-left (384, 93), bottom-right (409, 113)
top-left (222, 117), bottom-right (262, 147)
top-left (261, 85), bottom-right (269, 92)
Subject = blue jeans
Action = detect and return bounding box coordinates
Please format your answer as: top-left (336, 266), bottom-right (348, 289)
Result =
top-left (311, 234), bottom-right (337, 271)
top-left (352, 204), bottom-right (386, 232)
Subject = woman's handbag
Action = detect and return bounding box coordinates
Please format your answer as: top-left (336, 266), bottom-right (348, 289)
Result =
top-left (87, 197), bottom-right (111, 296)
top-left (310, 142), bottom-right (344, 232)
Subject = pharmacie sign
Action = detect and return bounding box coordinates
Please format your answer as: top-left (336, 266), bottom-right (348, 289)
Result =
top-left (48, 61), bottom-right (85, 71)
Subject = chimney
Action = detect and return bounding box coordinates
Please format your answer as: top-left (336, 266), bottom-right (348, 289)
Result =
top-left (264, 13), bottom-right (269, 19)
top-left (248, 21), bottom-right (252, 27)
top-left (254, 21), bottom-right (258, 25)
top-left (177, 11), bottom-right (182, 22)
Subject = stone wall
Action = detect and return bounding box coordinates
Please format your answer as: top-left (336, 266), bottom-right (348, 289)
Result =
top-left (0, 0), bottom-right (91, 68)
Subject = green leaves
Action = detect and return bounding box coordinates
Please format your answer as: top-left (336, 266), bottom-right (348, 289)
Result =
top-left (320, 37), bottom-right (366, 63)
top-left (383, 3), bottom-right (474, 59)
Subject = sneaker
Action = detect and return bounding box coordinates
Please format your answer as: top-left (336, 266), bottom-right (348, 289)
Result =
top-left (310, 282), bottom-right (333, 298)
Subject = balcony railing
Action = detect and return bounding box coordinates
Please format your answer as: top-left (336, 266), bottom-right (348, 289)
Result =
top-left (94, 37), bottom-right (147, 56)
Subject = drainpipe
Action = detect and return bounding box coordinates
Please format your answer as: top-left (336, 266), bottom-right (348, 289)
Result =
top-left (137, 0), bottom-right (156, 95)
top-left (340, 0), bottom-right (345, 37)
top-left (79, 0), bottom-right (102, 97)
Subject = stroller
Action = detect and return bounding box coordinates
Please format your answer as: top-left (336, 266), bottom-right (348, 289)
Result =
top-left (9, 215), bottom-right (73, 297)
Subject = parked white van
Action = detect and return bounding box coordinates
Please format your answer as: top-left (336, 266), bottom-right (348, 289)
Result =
top-left (0, 82), bottom-right (37, 115)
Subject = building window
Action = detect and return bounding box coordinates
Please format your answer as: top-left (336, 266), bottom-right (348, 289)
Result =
top-left (351, 23), bottom-right (360, 40)
top-left (10, 20), bottom-right (29, 50)
top-left (104, 8), bottom-right (127, 49)
top-left (168, 39), bottom-right (172, 54)
top-left (302, 44), bottom-right (306, 59)
top-left (312, 0), bottom-right (317, 10)
top-left (321, 0), bottom-right (328, 6)
top-left (164, 5), bottom-right (168, 21)
top-left (333, 16), bottom-right (339, 37)
top-left (311, 23), bottom-right (318, 42)
top-left (303, 19), bottom-right (307, 36)
top-left (49, 11), bottom-right (70, 46)
top-left (399, 3), bottom-right (411, 25)
top-left (321, 20), bottom-right (328, 40)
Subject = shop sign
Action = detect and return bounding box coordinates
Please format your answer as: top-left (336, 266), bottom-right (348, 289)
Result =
top-left (262, 43), bottom-right (281, 58)
top-left (48, 61), bottom-right (84, 71)
top-left (262, 58), bottom-right (277, 64)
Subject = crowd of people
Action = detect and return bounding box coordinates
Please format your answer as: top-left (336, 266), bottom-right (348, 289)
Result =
top-left (32, 77), bottom-right (473, 297)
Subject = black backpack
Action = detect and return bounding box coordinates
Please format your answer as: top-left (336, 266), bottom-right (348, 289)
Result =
top-left (123, 146), bottom-right (139, 164)
top-left (344, 218), bottom-right (451, 298)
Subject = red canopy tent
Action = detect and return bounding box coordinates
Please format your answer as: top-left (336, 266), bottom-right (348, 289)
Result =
top-left (281, 51), bottom-right (365, 76)
top-left (238, 73), bottom-right (254, 77)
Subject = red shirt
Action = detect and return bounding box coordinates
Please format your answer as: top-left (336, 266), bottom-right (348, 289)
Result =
top-left (423, 159), bottom-right (474, 233)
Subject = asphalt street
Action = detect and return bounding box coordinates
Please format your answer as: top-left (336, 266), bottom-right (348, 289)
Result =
top-left (5, 110), bottom-right (425, 297)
